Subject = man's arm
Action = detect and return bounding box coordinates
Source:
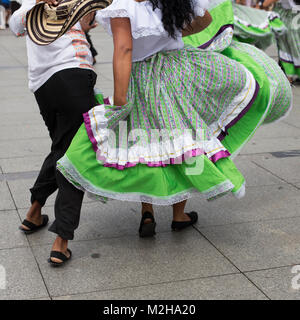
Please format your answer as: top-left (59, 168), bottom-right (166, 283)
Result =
top-left (9, 0), bottom-right (36, 37)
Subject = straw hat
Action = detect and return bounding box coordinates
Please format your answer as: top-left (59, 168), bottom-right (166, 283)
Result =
top-left (26, 0), bottom-right (112, 45)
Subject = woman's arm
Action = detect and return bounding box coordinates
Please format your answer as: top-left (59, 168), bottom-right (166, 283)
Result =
top-left (182, 11), bottom-right (212, 37)
top-left (110, 18), bottom-right (133, 106)
top-left (9, 0), bottom-right (36, 37)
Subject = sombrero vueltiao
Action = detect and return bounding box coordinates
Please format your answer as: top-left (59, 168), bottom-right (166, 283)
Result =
top-left (26, 0), bottom-right (112, 45)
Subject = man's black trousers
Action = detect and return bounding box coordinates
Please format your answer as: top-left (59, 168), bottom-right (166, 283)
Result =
top-left (31, 68), bottom-right (97, 240)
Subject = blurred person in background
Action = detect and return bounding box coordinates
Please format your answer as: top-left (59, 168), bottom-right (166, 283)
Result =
top-left (0, 0), bottom-right (11, 28)
top-left (259, 0), bottom-right (300, 83)
top-left (10, 0), bottom-right (99, 266)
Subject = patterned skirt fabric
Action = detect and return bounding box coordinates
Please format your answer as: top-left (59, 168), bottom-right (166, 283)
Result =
top-left (233, 3), bottom-right (287, 50)
top-left (57, 41), bottom-right (292, 205)
top-left (227, 41), bottom-right (292, 125)
top-left (274, 3), bottom-right (300, 79)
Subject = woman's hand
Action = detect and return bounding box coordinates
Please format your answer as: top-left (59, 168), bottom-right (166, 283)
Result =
top-left (80, 12), bottom-right (98, 33)
top-left (36, 0), bottom-right (60, 6)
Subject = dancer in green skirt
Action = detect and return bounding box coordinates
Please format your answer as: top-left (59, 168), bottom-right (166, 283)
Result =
top-left (233, 1), bottom-right (287, 50)
top-left (259, 0), bottom-right (300, 82)
top-left (48, 0), bottom-right (292, 261)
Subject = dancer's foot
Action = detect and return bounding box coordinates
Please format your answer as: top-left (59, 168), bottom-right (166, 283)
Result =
top-left (171, 212), bottom-right (198, 231)
top-left (48, 236), bottom-right (71, 266)
top-left (172, 200), bottom-right (198, 230)
top-left (20, 201), bottom-right (45, 231)
top-left (139, 203), bottom-right (156, 237)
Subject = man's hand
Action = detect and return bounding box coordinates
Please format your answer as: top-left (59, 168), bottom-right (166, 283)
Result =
top-left (80, 12), bottom-right (98, 33)
top-left (36, 0), bottom-right (60, 6)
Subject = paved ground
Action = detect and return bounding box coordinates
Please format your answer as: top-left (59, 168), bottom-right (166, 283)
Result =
top-left (0, 26), bottom-right (300, 300)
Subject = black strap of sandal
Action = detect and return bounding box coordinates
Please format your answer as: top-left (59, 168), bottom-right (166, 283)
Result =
top-left (21, 215), bottom-right (49, 231)
top-left (22, 219), bottom-right (39, 230)
top-left (50, 249), bottom-right (72, 263)
top-left (141, 211), bottom-right (155, 224)
top-left (171, 211), bottom-right (198, 231)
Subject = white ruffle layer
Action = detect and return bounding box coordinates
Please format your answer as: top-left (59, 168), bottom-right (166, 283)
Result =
top-left (85, 103), bottom-right (229, 167)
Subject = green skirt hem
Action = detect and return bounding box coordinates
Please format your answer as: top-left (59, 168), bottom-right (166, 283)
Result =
top-left (58, 154), bottom-right (243, 205)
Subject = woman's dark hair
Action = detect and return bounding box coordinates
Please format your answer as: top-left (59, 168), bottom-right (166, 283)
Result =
top-left (148, 0), bottom-right (195, 38)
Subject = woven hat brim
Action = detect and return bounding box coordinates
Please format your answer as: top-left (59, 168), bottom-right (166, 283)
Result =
top-left (26, 0), bottom-right (111, 46)
top-left (27, 4), bottom-right (64, 45)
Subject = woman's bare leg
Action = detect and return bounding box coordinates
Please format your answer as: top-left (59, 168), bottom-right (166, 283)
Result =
top-left (141, 202), bottom-right (154, 224)
top-left (172, 200), bottom-right (191, 221)
top-left (20, 201), bottom-right (43, 230)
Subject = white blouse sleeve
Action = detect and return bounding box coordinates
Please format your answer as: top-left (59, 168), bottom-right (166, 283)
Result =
top-left (95, 0), bottom-right (168, 39)
top-left (192, 0), bottom-right (209, 17)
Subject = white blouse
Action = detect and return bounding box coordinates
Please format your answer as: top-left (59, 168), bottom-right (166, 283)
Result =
top-left (96, 0), bottom-right (208, 62)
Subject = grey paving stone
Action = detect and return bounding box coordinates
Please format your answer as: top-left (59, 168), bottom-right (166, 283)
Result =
top-left (254, 121), bottom-right (300, 139)
top-left (32, 231), bottom-right (238, 297)
top-left (0, 113), bottom-right (42, 126)
top-left (246, 266), bottom-right (300, 300)
top-left (0, 210), bottom-right (28, 250)
top-left (199, 217), bottom-right (300, 271)
top-left (0, 75), bottom-right (28, 88)
top-left (0, 138), bottom-right (51, 158)
top-left (186, 184), bottom-right (300, 228)
top-left (252, 157), bottom-right (300, 184)
top-left (282, 110), bottom-right (300, 128)
top-left (0, 124), bottom-right (48, 141)
top-left (0, 155), bottom-right (45, 173)
top-left (1, 98), bottom-right (37, 114)
top-left (234, 158), bottom-right (283, 187)
top-left (0, 181), bottom-right (15, 210)
top-left (0, 247), bottom-right (49, 300)
top-left (53, 274), bottom-right (267, 300)
top-left (241, 136), bottom-right (300, 155)
top-left (0, 53), bottom-right (20, 67)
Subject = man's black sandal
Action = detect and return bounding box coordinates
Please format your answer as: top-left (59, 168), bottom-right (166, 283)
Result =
top-left (171, 212), bottom-right (198, 231)
top-left (48, 249), bottom-right (72, 267)
top-left (139, 211), bottom-right (156, 238)
top-left (19, 215), bottom-right (49, 234)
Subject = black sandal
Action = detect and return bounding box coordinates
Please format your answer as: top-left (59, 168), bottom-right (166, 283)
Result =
top-left (48, 249), bottom-right (72, 267)
top-left (171, 212), bottom-right (198, 231)
top-left (139, 211), bottom-right (156, 238)
top-left (19, 215), bottom-right (49, 234)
